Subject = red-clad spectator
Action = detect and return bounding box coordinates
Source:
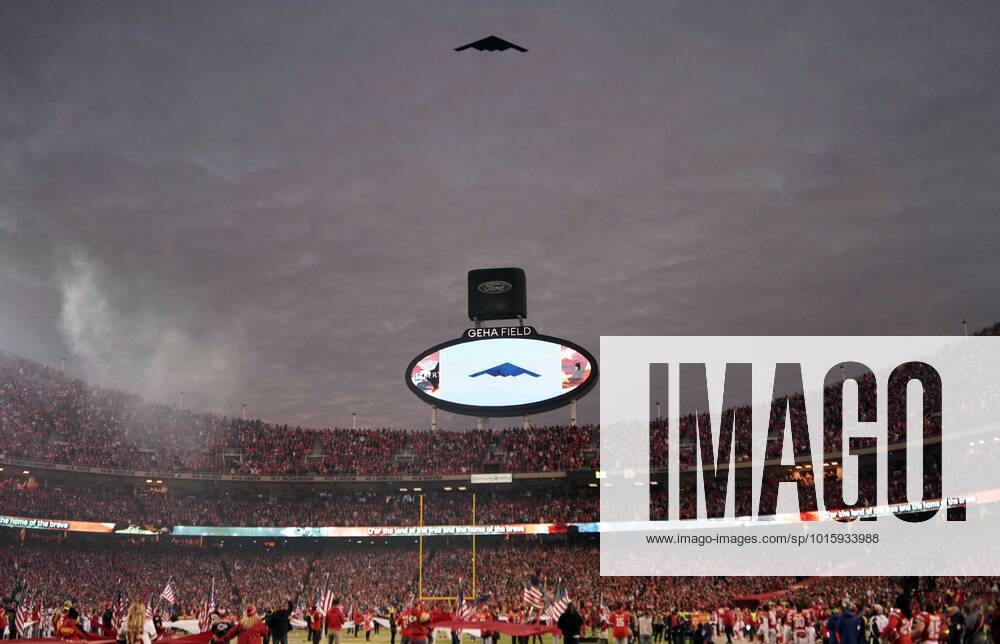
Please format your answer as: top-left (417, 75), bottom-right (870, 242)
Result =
top-left (325, 599), bottom-right (345, 644)
top-left (399, 603), bottom-right (431, 644)
top-left (223, 606), bottom-right (268, 644)
top-left (609, 604), bottom-right (631, 644)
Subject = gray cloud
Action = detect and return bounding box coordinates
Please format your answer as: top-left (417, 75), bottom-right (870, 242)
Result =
top-left (1, 1), bottom-right (999, 428)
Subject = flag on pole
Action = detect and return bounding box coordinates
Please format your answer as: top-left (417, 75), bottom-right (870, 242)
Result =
top-left (318, 573), bottom-right (333, 614)
top-left (457, 586), bottom-right (474, 620)
top-left (198, 578), bottom-right (216, 633)
top-left (160, 582), bottom-right (175, 605)
top-left (15, 600), bottom-right (31, 636)
top-left (112, 589), bottom-right (126, 632)
top-left (522, 579), bottom-right (544, 610)
top-left (546, 581), bottom-right (571, 623)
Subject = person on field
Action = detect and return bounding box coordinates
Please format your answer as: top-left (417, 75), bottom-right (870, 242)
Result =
top-left (325, 599), bottom-right (346, 644)
top-left (266, 599), bottom-right (293, 644)
top-left (309, 605), bottom-right (323, 644)
top-left (558, 602), bottom-right (584, 644)
top-left (221, 605), bottom-right (269, 644)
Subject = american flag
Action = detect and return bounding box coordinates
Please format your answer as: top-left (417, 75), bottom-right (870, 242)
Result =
top-left (112, 589), bottom-right (126, 632)
top-left (320, 589), bottom-right (334, 614)
top-left (316, 572), bottom-right (334, 614)
top-left (15, 600), bottom-right (31, 636)
top-left (457, 586), bottom-right (474, 620)
top-left (197, 578), bottom-right (216, 633)
top-left (522, 579), bottom-right (544, 610)
top-left (546, 581), bottom-right (571, 622)
top-left (160, 582), bottom-right (175, 605)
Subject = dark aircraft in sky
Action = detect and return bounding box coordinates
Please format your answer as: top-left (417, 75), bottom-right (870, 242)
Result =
top-left (455, 35), bottom-right (528, 52)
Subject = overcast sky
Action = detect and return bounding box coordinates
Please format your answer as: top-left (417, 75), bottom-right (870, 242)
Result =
top-left (1, 2), bottom-right (999, 429)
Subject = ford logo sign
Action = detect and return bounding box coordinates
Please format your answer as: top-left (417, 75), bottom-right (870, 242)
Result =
top-left (477, 280), bottom-right (512, 295)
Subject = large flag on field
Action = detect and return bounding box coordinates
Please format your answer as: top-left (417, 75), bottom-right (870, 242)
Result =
top-left (546, 581), bottom-right (571, 623)
top-left (522, 579), bottom-right (544, 610)
top-left (198, 578), bottom-right (216, 633)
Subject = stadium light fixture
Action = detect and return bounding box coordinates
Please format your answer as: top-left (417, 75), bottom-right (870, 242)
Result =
top-left (22, 470), bottom-right (30, 475)
top-left (588, 483), bottom-right (598, 487)
top-left (399, 487), bottom-right (408, 492)
top-left (413, 487), bottom-right (423, 492)
top-left (444, 486), bottom-right (453, 491)
top-left (650, 480), bottom-right (659, 486)
top-left (458, 486), bottom-right (467, 491)
top-left (146, 479), bottom-right (153, 483)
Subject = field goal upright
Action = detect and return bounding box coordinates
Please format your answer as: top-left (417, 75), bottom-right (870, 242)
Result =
top-left (417, 492), bottom-right (476, 602)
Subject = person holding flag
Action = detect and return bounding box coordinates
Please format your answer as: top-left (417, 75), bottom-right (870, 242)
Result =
top-left (101, 601), bottom-right (115, 637)
top-left (309, 603), bottom-right (323, 644)
top-left (548, 582), bottom-right (572, 625)
top-left (523, 578), bottom-right (544, 613)
top-left (198, 579), bottom-right (217, 635)
top-left (325, 598), bottom-right (346, 644)
top-left (112, 587), bottom-right (127, 637)
top-left (454, 585), bottom-right (475, 644)
top-left (15, 594), bottom-right (34, 639)
top-left (152, 577), bottom-right (174, 629)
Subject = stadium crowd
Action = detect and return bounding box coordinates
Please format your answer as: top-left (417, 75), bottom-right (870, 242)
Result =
top-left (1, 326), bottom-right (999, 641)
top-left (0, 352), bottom-right (598, 476)
top-left (0, 480), bottom-right (598, 528)
top-left (3, 538), bottom-right (1000, 643)
top-left (5, 341), bottom-right (976, 480)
